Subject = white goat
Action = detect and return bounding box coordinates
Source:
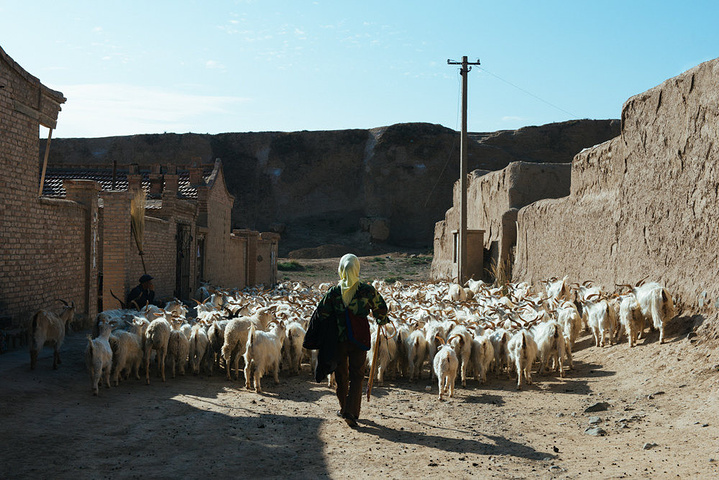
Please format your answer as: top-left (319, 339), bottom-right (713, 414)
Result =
top-left (221, 318), bottom-right (253, 381)
top-left (424, 320), bottom-right (448, 379)
top-left (221, 306), bottom-right (276, 379)
top-left (167, 318), bottom-right (190, 378)
top-left (109, 318), bottom-right (146, 385)
top-left (144, 317), bottom-right (171, 384)
top-left (433, 343), bottom-right (459, 400)
top-left (86, 321), bottom-right (114, 395)
top-left (394, 323), bottom-right (411, 378)
top-left (488, 328), bottom-right (512, 377)
top-left (405, 328), bottom-right (428, 381)
top-left (582, 296), bottom-right (615, 347)
top-left (30, 300), bottom-right (75, 370)
top-left (447, 324), bottom-right (473, 387)
top-left (367, 323), bottom-right (398, 385)
top-left (207, 318), bottom-right (229, 374)
top-left (619, 293), bottom-right (645, 348)
top-left (243, 322), bottom-right (287, 393)
top-left (469, 333), bottom-right (494, 384)
top-left (556, 300), bottom-right (582, 369)
top-left (507, 330), bottom-right (538, 390)
top-left (531, 320), bottom-right (566, 377)
top-left (282, 321), bottom-right (306, 375)
top-left (189, 323), bottom-right (211, 375)
top-left (632, 282), bottom-right (676, 344)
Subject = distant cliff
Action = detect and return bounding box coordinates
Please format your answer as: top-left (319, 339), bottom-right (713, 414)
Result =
top-left (43, 120), bottom-right (619, 255)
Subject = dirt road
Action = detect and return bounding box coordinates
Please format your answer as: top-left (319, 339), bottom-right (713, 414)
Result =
top-left (3, 257), bottom-right (719, 479)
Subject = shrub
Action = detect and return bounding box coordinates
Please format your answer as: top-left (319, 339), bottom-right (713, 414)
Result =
top-left (278, 261), bottom-right (305, 272)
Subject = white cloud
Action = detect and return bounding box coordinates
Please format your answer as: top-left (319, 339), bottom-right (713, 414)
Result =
top-left (205, 60), bottom-right (225, 69)
top-left (53, 84), bottom-right (249, 138)
top-left (502, 116), bottom-right (525, 122)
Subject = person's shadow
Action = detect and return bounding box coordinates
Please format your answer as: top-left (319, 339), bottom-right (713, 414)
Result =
top-left (357, 418), bottom-right (556, 461)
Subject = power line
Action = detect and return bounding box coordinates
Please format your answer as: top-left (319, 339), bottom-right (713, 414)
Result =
top-left (478, 66), bottom-right (579, 119)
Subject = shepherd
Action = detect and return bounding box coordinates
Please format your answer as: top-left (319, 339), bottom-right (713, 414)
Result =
top-left (127, 274), bottom-right (159, 309)
top-left (313, 254), bottom-right (389, 428)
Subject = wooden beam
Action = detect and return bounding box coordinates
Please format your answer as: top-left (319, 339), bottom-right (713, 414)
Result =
top-left (13, 99), bottom-right (57, 129)
top-left (38, 128), bottom-right (53, 197)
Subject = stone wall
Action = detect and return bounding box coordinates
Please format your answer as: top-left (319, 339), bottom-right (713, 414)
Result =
top-left (514, 58), bottom-right (719, 310)
top-left (432, 162), bottom-right (571, 281)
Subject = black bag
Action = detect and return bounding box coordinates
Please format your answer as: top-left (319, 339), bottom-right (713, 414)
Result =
top-left (303, 306), bottom-right (339, 382)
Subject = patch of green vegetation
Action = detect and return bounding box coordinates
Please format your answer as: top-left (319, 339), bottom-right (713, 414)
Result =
top-left (384, 276), bottom-right (402, 284)
top-left (278, 261), bottom-right (305, 271)
top-left (409, 256), bottom-right (431, 265)
top-left (371, 257), bottom-right (386, 264)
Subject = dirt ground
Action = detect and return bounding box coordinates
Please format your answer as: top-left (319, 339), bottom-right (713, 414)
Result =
top-left (3, 255), bottom-right (719, 479)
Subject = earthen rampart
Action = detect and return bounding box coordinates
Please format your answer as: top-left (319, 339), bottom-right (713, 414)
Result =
top-left (515, 58), bottom-right (719, 310)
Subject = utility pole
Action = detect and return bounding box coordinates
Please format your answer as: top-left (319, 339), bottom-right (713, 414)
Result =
top-left (447, 56), bottom-right (480, 285)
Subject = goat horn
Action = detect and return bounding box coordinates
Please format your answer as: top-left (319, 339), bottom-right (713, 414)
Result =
top-left (636, 275), bottom-right (650, 287)
top-left (55, 298), bottom-right (69, 306)
top-left (434, 335), bottom-right (446, 345)
top-left (582, 280), bottom-right (593, 287)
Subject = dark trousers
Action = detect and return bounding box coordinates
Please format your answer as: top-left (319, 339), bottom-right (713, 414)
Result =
top-left (335, 341), bottom-right (367, 419)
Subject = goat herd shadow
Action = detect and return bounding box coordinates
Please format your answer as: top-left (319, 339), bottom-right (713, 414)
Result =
top-left (1, 316), bottom-right (699, 477)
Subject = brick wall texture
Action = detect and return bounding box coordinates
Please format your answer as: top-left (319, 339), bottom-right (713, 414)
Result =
top-left (0, 47), bottom-right (90, 326)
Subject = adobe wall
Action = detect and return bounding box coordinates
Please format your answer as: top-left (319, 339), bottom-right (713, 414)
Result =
top-left (223, 236), bottom-right (248, 289)
top-left (432, 162), bottom-right (571, 281)
top-left (202, 167), bottom-right (238, 288)
top-left (257, 233), bottom-right (280, 287)
top-left (514, 58), bottom-right (719, 309)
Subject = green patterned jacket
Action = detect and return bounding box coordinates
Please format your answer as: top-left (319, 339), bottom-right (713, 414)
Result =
top-left (316, 282), bottom-right (389, 342)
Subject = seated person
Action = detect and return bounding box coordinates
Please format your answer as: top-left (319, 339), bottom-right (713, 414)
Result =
top-left (127, 274), bottom-right (157, 309)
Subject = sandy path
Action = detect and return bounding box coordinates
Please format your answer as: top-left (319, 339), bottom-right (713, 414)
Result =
top-left (2, 312), bottom-right (718, 479)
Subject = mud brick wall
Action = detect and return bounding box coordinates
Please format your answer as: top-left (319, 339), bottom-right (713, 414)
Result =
top-left (432, 162), bottom-right (571, 281)
top-left (257, 233), bottom-right (280, 287)
top-left (515, 58), bottom-right (719, 310)
top-left (203, 167), bottom-right (239, 288)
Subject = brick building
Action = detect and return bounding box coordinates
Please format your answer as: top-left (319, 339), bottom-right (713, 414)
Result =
top-left (42, 160), bottom-right (280, 314)
top-left (0, 45), bottom-right (278, 329)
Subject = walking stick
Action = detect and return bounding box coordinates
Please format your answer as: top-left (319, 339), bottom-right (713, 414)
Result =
top-left (366, 323), bottom-right (383, 401)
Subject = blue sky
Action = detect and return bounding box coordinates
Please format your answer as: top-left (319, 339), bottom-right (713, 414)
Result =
top-left (1, 1), bottom-right (718, 138)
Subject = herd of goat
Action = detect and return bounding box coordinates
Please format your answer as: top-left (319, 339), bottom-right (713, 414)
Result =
top-left (28, 276), bottom-right (678, 398)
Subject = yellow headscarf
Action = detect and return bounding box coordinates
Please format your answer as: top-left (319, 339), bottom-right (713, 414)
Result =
top-left (338, 253), bottom-right (360, 307)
